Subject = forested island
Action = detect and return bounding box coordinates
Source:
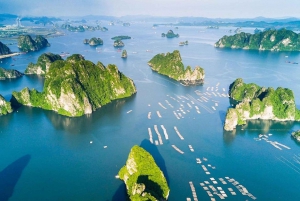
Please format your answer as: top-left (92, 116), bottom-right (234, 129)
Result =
top-left (121, 50), bottom-right (127, 58)
top-left (111, 36), bottom-right (131, 40)
top-left (161, 30), bottom-right (179, 38)
top-left (148, 50), bottom-right (205, 85)
top-left (118, 145), bottom-right (170, 201)
top-left (0, 41), bottom-right (12, 55)
top-left (18, 35), bottom-right (50, 52)
top-left (292, 130), bottom-right (300, 142)
top-left (0, 67), bottom-right (23, 79)
top-left (113, 39), bottom-right (124, 47)
top-left (224, 78), bottom-right (300, 131)
top-left (215, 29), bottom-right (300, 51)
top-left (83, 37), bottom-right (103, 46)
top-left (0, 94), bottom-right (13, 115)
top-left (12, 54), bottom-right (136, 117)
top-left (25, 53), bottom-right (63, 75)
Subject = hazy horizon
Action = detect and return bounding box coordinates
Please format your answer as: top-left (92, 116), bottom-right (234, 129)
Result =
top-left (1, 0), bottom-right (300, 19)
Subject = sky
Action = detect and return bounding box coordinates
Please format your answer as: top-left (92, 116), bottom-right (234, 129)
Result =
top-left (1, 0), bottom-right (300, 19)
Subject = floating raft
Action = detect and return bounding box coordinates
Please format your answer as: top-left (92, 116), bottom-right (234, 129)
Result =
top-left (189, 181), bottom-right (198, 201)
top-left (188, 145), bottom-right (194, 152)
top-left (161, 125), bottom-right (169, 140)
top-left (147, 112), bottom-right (151, 119)
top-left (156, 111), bottom-right (162, 118)
top-left (126, 110), bottom-right (132, 113)
top-left (172, 145), bottom-right (184, 154)
top-left (154, 125), bottom-right (163, 145)
top-left (174, 126), bottom-right (184, 140)
top-left (148, 128), bottom-right (153, 144)
top-left (158, 102), bottom-right (167, 109)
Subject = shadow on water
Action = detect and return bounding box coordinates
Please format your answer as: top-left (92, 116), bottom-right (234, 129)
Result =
top-left (42, 94), bottom-right (136, 134)
top-left (140, 139), bottom-right (169, 184)
top-left (0, 154), bottom-right (31, 201)
top-left (111, 183), bottom-right (128, 201)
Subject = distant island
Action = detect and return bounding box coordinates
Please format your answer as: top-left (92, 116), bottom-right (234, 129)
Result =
top-left (111, 36), bottom-right (131, 40)
top-left (224, 78), bottom-right (300, 131)
top-left (25, 53), bottom-right (63, 75)
top-left (215, 29), bottom-right (300, 51)
top-left (0, 41), bottom-right (12, 55)
top-left (18, 35), bottom-right (50, 52)
top-left (61, 23), bottom-right (108, 32)
top-left (121, 50), bottom-right (127, 58)
top-left (292, 130), bottom-right (300, 142)
top-left (12, 54), bottom-right (136, 117)
top-left (83, 37), bottom-right (103, 46)
top-left (161, 30), bottom-right (179, 38)
top-left (148, 50), bottom-right (205, 85)
top-left (113, 39), bottom-right (124, 47)
top-left (0, 67), bottom-right (23, 79)
top-left (118, 145), bottom-right (170, 201)
top-left (0, 94), bottom-right (13, 116)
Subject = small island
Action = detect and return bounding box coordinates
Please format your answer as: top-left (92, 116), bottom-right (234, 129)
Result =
top-left (12, 54), bottom-right (136, 117)
top-left (113, 39), bottom-right (124, 47)
top-left (148, 50), bottom-right (205, 85)
top-left (118, 145), bottom-right (170, 201)
top-left (18, 35), bottom-right (50, 52)
top-left (0, 41), bottom-right (12, 55)
top-left (25, 53), bottom-right (63, 75)
top-left (121, 50), bottom-right (127, 58)
top-left (83, 37), bottom-right (103, 46)
top-left (224, 78), bottom-right (300, 131)
top-left (0, 67), bottom-right (23, 80)
top-left (215, 28), bottom-right (300, 51)
top-left (292, 130), bottom-right (300, 142)
top-left (111, 35), bottom-right (131, 40)
top-left (179, 41), bottom-right (188, 46)
top-left (0, 94), bottom-right (13, 116)
top-left (161, 30), bottom-right (179, 38)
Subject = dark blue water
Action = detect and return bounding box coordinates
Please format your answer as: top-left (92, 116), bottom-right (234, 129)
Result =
top-left (1, 23), bottom-right (300, 201)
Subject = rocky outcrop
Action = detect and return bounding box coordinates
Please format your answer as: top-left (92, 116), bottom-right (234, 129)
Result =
top-left (121, 50), bottom-right (127, 58)
top-left (215, 29), bottom-right (300, 51)
top-left (0, 67), bottom-right (23, 79)
top-left (88, 37), bottom-right (103, 46)
top-left (25, 53), bottom-right (63, 75)
top-left (224, 78), bottom-right (300, 131)
top-left (0, 94), bottom-right (13, 115)
top-left (161, 30), bottom-right (179, 38)
top-left (148, 50), bottom-right (205, 85)
top-left (18, 35), bottom-right (50, 52)
top-left (113, 39), bottom-right (124, 47)
top-left (0, 41), bottom-right (12, 55)
top-left (12, 54), bottom-right (136, 117)
top-left (292, 130), bottom-right (300, 142)
top-left (118, 145), bottom-right (170, 201)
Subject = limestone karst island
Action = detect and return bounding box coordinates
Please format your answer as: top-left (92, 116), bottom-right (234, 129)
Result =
top-left (224, 78), bottom-right (300, 131)
top-left (148, 50), bottom-right (205, 85)
top-left (118, 145), bottom-right (170, 201)
top-left (215, 29), bottom-right (300, 51)
top-left (12, 54), bottom-right (136, 117)
top-left (18, 35), bottom-right (50, 52)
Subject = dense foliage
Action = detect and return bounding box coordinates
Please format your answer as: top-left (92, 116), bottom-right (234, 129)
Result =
top-left (118, 145), bottom-right (170, 201)
top-left (113, 39), bottom-right (124, 47)
top-left (12, 54), bottom-right (136, 117)
top-left (215, 29), bottom-right (300, 51)
top-left (18, 35), bottom-right (50, 52)
top-left (25, 52), bottom-right (63, 75)
top-left (88, 37), bottom-right (103, 46)
top-left (224, 78), bottom-right (300, 130)
top-left (0, 67), bottom-right (23, 79)
top-left (0, 94), bottom-right (13, 115)
top-left (161, 30), bottom-right (179, 38)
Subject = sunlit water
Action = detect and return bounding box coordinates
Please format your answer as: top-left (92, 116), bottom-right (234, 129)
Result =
top-left (1, 23), bottom-right (300, 201)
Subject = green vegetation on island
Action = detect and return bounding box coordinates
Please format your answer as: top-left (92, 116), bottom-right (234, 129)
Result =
top-left (12, 54), bottom-right (136, 117)
top-left (111, 35), bottom-right (131, 40)
top-left (118, 145), bottom-right (170, 201)
top-left (61, 23), bottom-right (108, 32)
top-left (224, 78), bottom-right (300, 131)
top-left (292, 130), bottom-right (300, 142)
top-left (0, 41), bottom-right (12, 55)
top-left (18, 35), bottom-right (50, 52)
top-left (215, 29), bottom-right (300, 51)
top-left (25, 53), bottom-right (63, 75)
top-left (148, 50), bottom-right (205, 85)
top-left (121, 50), bottom-right (127, 58)
top-left (113, 39), bottom-right (124, 47)
top-left (0, 67), bottom-right (23, 79)
top-left (83, 37), bottom-right (103, 46)
top-left (0, 94), bottom-right (13, 115)
top-left (161, 30), bottom-right (179, 38)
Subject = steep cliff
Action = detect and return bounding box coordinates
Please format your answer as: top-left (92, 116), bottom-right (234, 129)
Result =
top-left (215, 29), bottom-right (300, 51)
top-left (0, 94), bottom-right (13, 115)
top-left (0, 67), bottom-right (23, 79)
top-left (25, 53), bottom-right (63, 75)
top-left (12, 54), bottom-right (136, 117)
top-left (148, 50), bottom-right (205, 85)
top-left (224, 78), bottom-right (300, 131)
top-left (88, 37), bottom-right (103, 46)
top-left (0, 41), bottom-right (12, 55)
top-left (18, 35), bottom-right (50, 52)
top-left (118, 145), bottom-right (170, 201)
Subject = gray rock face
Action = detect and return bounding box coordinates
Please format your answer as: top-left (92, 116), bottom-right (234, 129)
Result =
top-left (0, 94), bottom-right (13, 115)
top-left (0, 67), bottom-right (23, 80)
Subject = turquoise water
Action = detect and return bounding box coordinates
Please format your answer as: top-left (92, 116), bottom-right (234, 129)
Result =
top-left (1, 23), bottom-right (300, 201)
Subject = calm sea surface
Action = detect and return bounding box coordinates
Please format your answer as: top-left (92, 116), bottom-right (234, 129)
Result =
top-left (1, 23), bottom-right (300, 201)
